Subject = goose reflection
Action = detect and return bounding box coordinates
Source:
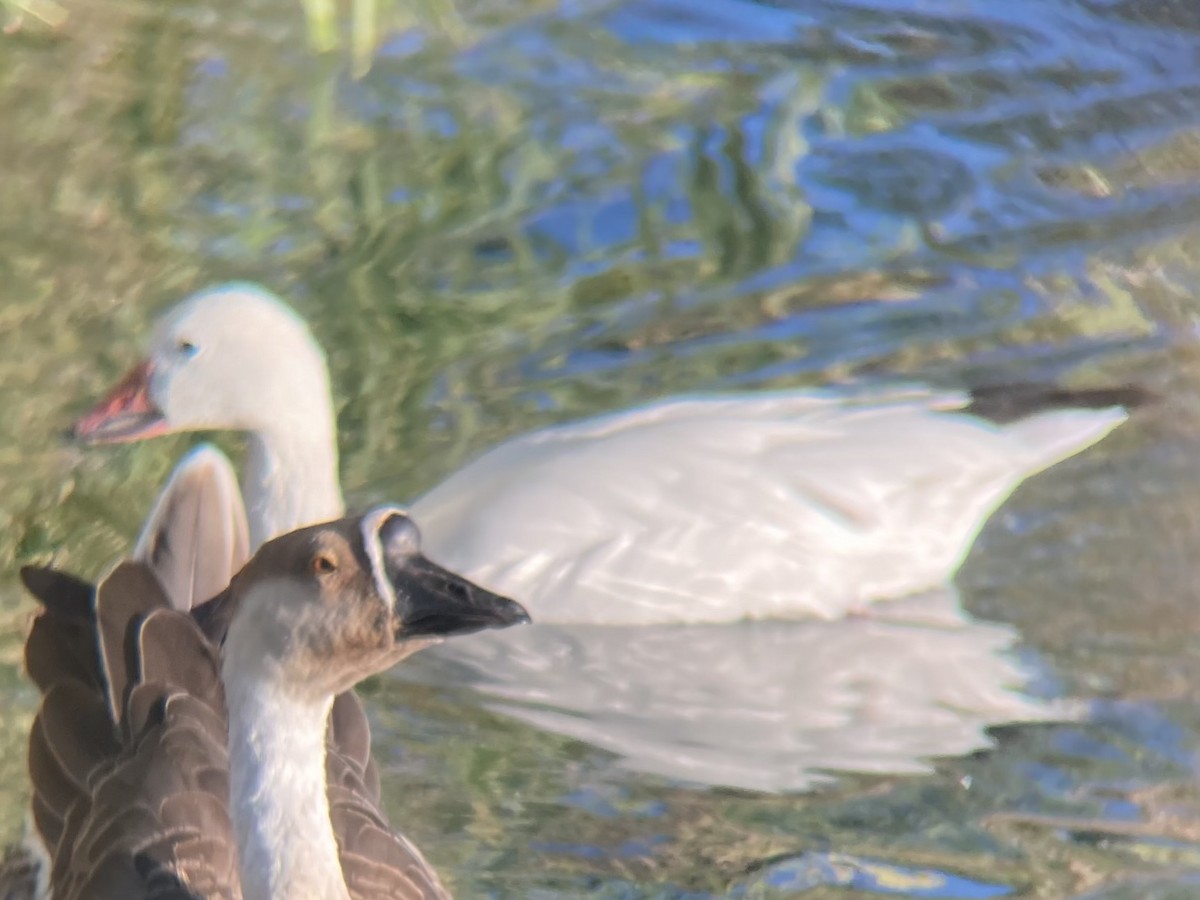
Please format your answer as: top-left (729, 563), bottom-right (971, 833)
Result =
top-left (397, 587), bottom-right (1073, 792)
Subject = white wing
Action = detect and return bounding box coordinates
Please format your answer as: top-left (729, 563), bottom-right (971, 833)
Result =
top-left (134, 444), bottom-right (250, 611)
top-left (413, 389), bottom-right (1126, 624)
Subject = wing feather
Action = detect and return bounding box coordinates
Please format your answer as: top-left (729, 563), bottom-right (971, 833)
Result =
top-left (21, 446), bottom-right (447, 898)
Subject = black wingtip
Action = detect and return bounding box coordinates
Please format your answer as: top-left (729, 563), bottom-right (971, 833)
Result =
top-left (965, 383), bottom-right (1154, 424)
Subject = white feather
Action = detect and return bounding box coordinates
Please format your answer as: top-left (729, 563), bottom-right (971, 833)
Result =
top-left (117, 285), bottom-right (1128, 624)
top-left (414, 390), bottom-right (1126, 623)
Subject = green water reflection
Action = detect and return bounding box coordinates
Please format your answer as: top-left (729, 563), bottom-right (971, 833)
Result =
top-left (6, 0), bottom-right (1200, 895)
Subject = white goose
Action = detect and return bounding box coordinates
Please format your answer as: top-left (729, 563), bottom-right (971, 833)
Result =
top-left (75, 282), bottom-right (1133, 625)
top-left (17, 449), bottom-right (529, 899)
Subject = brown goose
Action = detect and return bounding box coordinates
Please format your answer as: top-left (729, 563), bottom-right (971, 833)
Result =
top-left (19, 458), bottom-right (529, 899)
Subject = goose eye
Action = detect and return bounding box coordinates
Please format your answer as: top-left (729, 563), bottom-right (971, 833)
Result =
top-left (312, 553), bottom-right (338, 575)
top-left (177, 339), bottom-right (198, 358)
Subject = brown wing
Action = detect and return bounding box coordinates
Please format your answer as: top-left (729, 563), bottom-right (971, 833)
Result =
top-left (330, 791), bottom-right (450, 900)
top-left (325, 692), bottom-right (450, 900)
top-left (21, 566), bottom-right (101, 693)
top-left (24, 568), bottom-right (448, 900)
top-left (21, 443), bottom-right (445, 899)
top-left (23, 562), bottom-right (240, 900)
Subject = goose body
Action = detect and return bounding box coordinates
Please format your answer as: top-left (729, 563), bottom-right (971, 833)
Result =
top-left (411, 389), bottom-right (1126, 623)
top-left (19, 450), bottom-right (529, 899)
top-left (76, 283), bottom-right (1133, 624)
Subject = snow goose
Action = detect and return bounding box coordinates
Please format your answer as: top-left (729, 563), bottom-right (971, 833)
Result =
top-left (74, 282), bottom-right (1134, 624)
top-left (19, 481), bottom-right (529, 898)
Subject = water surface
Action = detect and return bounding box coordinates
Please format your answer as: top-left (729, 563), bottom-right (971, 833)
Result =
top-left (5, 0), bottom-right (1200, 895)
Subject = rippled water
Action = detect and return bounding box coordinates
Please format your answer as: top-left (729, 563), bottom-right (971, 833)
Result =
top-left (5, 0), bottom-right (1200, 895)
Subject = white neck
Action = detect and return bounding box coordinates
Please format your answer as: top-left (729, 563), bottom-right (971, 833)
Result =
top-left (226, 677), bottom-right (349, 900)
top-left (244, 414), bottom-right (344, 549)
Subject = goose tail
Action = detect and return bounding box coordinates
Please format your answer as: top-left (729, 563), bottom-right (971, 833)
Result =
top-left (1005, 405), bottom-right (1129, 476)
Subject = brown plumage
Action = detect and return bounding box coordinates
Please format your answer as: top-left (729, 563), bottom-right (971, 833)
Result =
top-left (16, 450), bottom-right (529, 900)
top-left (20, 561), bottom-right (443, 899)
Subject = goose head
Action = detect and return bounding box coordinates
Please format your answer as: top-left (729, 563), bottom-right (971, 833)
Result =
top-left (217, 506), bottom-right (530, 699)
top-left (74, 283), bottom-right (332, 444)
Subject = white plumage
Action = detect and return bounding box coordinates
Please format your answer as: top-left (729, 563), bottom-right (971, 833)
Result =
top-left (76, 282), bottom-right (1128, 625)
top-left (416, 389), bottom-right (1125, 623)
